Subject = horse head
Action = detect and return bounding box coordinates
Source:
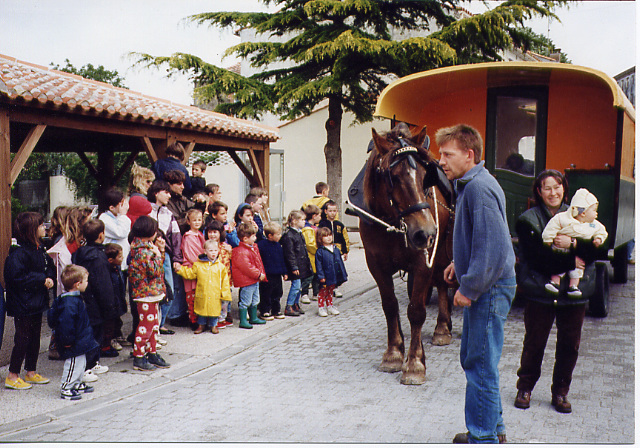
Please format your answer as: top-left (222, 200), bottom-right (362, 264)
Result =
top-left (365, 122), bottom-right (437, 250)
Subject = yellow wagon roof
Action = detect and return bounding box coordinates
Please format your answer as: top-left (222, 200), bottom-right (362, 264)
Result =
top-left (375, 61), bottom-right (635, 124)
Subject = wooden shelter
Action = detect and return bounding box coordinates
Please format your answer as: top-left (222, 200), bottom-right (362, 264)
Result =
top-left (0, 54), bottom-right (279, 283)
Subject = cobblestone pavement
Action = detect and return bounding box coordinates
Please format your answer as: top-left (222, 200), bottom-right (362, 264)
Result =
top-left (0, 242), bottom-right (634, 443)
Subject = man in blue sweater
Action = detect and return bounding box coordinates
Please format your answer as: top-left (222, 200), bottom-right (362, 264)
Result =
top-left (438, 124), bottom-right (516, 444)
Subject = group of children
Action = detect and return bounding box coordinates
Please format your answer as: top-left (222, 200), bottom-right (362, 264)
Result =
top-left (2, 156), bottom-right (349, 401)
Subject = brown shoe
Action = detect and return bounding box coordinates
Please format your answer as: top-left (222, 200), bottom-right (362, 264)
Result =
top-left (453, 432), bottom-right (506, 444)
top-left (211, 326), bottom-right (219, 334)
top-left (552, 394), bottom-right (572, 413)
top-left (194, 325), bottom-right (205, 334)
top-left (514, 390), bottom-right (531, 409)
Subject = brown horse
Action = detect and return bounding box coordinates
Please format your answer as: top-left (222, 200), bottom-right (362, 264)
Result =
top-left (359, 123), bottom-right (453, 385)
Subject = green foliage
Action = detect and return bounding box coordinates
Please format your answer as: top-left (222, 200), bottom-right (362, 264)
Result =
top-left (50, 59), bottom-right (128, 89)
top-left (519, 27), bottom-right (571, 62)
top-left (132, 0), bottom-right (565, 123)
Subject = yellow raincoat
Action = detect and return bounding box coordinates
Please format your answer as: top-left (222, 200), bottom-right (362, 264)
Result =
top-left (177, 256), bottom-right (232, 317)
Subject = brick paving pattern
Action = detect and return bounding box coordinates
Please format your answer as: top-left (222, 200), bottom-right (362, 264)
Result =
top-left (0, 244), bottom-right (633, 443)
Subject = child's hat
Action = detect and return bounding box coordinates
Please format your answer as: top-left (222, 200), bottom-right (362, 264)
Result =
top-left (570, 188), bottom-right (598, 217)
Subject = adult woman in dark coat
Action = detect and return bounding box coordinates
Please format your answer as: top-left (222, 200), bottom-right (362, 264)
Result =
top-left (513, 170), bottom-right (607, 414)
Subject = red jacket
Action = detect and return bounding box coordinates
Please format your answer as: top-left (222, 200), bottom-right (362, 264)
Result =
top-left (231, 242), bottom-right (265, 288)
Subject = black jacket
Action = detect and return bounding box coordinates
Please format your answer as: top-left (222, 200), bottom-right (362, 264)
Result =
top-left (516, 203), bottom-right (607, 306)
top-left (72, 243), bottom-right (119, 325)
top-left (47, 292), bottom-right (99, 359)
top-left (280, 227), bottom-right (312, 280)
top-left (4, 241), bottom-right (55, 317)
top-left (109, 264), bottom-right (127, 316)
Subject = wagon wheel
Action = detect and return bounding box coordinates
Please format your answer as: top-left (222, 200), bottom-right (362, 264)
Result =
top-left (588, 261), bottom-right (610, 318)
top-left (611, 244), bottom-right (629, 284)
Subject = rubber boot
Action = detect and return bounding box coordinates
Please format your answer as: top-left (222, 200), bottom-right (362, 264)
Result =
top-left (239, 308), bottom-right (253, 329)
top-left (248, 305), bottom-right (266, 325)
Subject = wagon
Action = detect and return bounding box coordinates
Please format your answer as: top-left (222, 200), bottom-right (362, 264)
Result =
top-left (374, 61), bottom-right (635, 317)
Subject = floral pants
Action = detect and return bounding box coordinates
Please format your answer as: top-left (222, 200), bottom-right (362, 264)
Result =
top-left (133, 302), bottom-right (159, 357)
top-left (318, 284), bottom-right (335, 308)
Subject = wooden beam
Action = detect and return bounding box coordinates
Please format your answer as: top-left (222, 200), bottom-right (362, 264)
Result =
top-left (114, 149), bottom-right (141, 184)
top-left (184, 141), bottom-right (195, 162)
top-left (0, 111), bottom-right (11, 286)
top-left (141, 137), bottom-right (158, 163)
top-left (10, 124), bottom-right (46, 186)
top-left (76, 152), bottom-right (99, 179)
top-left (247, 149), bottom-right (265, 188)
top-left (228, 150), bottom-right (257, 185)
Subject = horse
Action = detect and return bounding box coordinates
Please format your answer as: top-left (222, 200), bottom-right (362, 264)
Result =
top-left (357, 122), bottom-right (454, 385)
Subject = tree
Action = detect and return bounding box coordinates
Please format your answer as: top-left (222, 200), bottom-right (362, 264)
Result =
top-left (50, 59), bottom-right (128, 89)
top-left (521, 27), bottom-right (571, 62)
top-left (134, 0), bottom-right (565, 211)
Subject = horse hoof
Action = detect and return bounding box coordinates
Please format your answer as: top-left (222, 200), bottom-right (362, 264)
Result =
top-left (400, 373), bottom-right (427, 386)
top-left (432, 333), bottom-right (452, 346)
top-left (379, 361), bottom-right (403, 373)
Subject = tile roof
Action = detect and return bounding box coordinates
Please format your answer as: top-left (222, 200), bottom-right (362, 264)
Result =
top-left (0, 54), bottom-right (279, 142)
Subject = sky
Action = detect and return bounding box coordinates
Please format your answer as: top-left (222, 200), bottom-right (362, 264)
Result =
top-left (0, 1), bottom-right (636, 106)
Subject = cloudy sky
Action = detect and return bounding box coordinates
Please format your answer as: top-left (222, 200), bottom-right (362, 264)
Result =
top-left (1, 1), bottom-right (636, 105)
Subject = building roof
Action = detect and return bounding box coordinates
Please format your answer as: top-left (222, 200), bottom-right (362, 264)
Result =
top-left (0, 53), bottom-right (278, 142)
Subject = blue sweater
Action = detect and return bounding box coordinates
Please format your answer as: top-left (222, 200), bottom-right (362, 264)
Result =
top-left (453, 162), bottom-right (515, 301)
top-left (257, 239), bottom-right (287, 276)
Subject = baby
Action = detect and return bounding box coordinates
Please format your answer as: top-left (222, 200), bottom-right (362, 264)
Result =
top-left (541, 188), bottom-right (608, 298)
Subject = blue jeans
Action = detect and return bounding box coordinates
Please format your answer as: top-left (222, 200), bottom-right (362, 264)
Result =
top-left (197, 315), bottom-right (219, 327)
top-left (167, 270), bottom-right (187, 319)
top-left (286, 279), bottom-right (301, 306)
top-left (238, 283), bottom-right (260, 309)
top-left (460, 277), bottom-right (516, 443)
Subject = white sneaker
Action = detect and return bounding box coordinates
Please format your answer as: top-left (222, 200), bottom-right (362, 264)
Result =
top-left (327, 305), bottom-right (340, 315)
top-left (333, 289), bottom-right (343, 298)
top-left (83, 370), bottom-right (98, 383)
top-left (91, 362), bottom-right (109, 374)
top-left (300, 294), bottom-right (311, 304)
top-left (111, 339), bottom-right (123, 351)
top-left (156, 336), bottom-right (168, 346)
top-left (318, 307), bottom-right (328, 317)
top-left (310, 295), bottom-right (318, 301)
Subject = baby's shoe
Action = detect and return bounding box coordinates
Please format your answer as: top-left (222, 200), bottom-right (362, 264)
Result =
top-left (60, 389), bottom-right (82, 400)
top-left (25, 373), bottom-right (50, 384)
top-left (5, 377), bottom-right (32, 390)
top-left (318, 306), bottom-right (328, 317)
top-left (327, 305), bottom-right (340, 315)
top-left (544, 282), bottom-right (560, 296)
top-left (567, 286), bottom-right (583, 299)
top-left (300, 294), bottom-right (311, 304)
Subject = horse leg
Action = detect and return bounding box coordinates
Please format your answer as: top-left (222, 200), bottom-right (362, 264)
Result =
top-left (401, 272), bottom-right (430, 385)
top-left (376, 274), bottom-right (405, 373)
top-left (432, 284), bottom-right (453, 346)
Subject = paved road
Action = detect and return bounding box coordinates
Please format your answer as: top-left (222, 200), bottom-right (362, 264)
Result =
top-left (0, 244), bottom-right (634, 443)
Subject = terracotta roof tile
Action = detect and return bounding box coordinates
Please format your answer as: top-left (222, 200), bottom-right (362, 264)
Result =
top-left (0, 54), bottom-right (279, 142)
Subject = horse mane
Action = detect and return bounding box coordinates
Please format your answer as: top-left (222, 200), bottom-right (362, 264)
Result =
top-left (363, 123), bottom-right (433, 211)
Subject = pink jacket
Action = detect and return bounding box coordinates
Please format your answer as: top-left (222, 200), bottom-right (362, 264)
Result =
top-left (181, 230), bottom-right (205, 292)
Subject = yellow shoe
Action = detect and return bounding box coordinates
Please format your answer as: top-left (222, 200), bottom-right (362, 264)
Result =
top-left (5, 377), bottom-right (33, 390)
top-left (24, 373), bottom-right (50, 384)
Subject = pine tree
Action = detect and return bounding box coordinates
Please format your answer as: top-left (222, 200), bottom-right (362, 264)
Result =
top-left (133, 0), bottom-right (565, 210)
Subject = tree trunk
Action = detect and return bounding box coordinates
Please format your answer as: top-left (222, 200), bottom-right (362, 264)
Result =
top-left (324, 96), bottom-right (343, 215)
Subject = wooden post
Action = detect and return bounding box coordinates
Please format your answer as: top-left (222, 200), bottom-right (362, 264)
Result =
top-left (0, 111), bottom-right (12, 286)
top-left (10, 124), bottom-right (46, 186)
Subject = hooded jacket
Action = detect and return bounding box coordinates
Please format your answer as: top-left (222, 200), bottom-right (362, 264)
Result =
top-left (47, 291), bottom-right (99, 359)
top-left (231, 242), bottom-right (265, 288)
top-left (315, 245), bottom-right (348, 287)
top-left (177, 253), bottom-right (232, 317)
top-left (280, 227), bottom-right (313, 281)
top-left (4, 240), bottom-right (56, 317)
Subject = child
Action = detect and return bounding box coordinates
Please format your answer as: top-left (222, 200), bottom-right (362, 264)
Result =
top-left (280, 210), bottom-right (313, 317)
top-left (72, 220), bottom-right (121, 386)
top-left (128, 216), bottom-right (170, 371)
top-left (250, 186), bottom-right (271, 223)
top-left (98, 187), bottom-right (131, 272)
top-left (153, 231), bottom-right (175, 342)
top-left (244, 194), bottom-right (265, 241)
top-left (257, 222), bottom-right (288, 320)
top-left (315, 227), bottom-right (348, 317)
top-left (204, 220), bottom-right (234, 329)
top-left (542, 188), bottom-right (608, 298)
top-left (300, 204), bottom-right (321, 304)
top-left (4, 212), bottom-right (56, 390)
top-left (231, 223), bottom-right (267, 329)
top-left (181, 208), bottom-right (206, 327)
top-left (234, 202), bottom-right (257, 231)
top-left (209, 200), bottom-right (239, 248)
top-left (47, 265), bottom-right (99, 400)
top-left (177, 240), bottom-right (232, 334)
top-left (190, 160), bottom-right (207, 196)
top-left (301, 181), bottom-right (334, 219)
top-left (319, 200), bottom-right (350, 298)
top-left (104, 243), bottom-right (127, 351)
